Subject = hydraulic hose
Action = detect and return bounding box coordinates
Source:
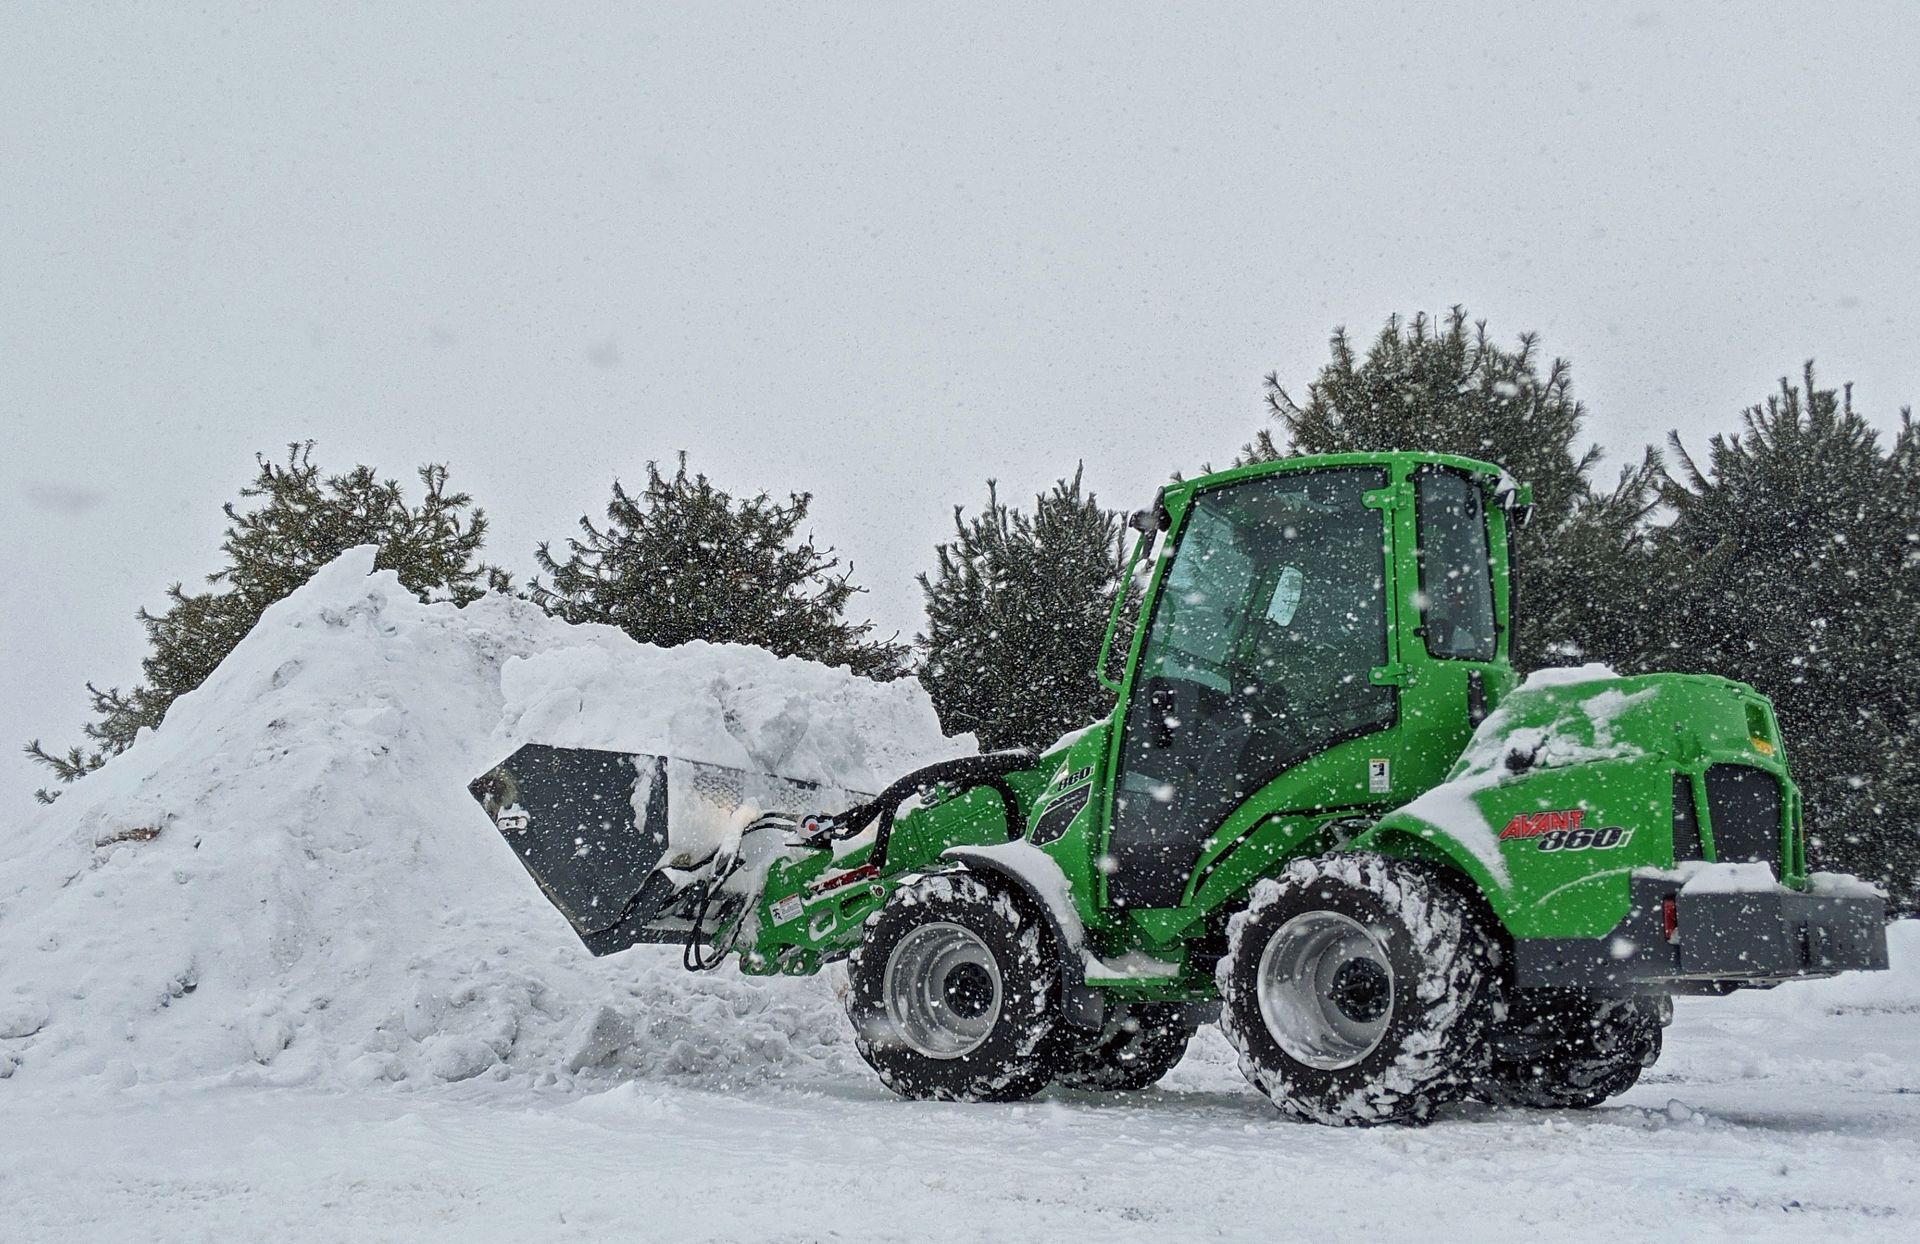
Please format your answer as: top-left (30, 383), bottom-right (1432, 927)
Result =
top-left (681, 752), bottom-right (1035, 970)
top-left (836, 751), bottom-right (1034, 872)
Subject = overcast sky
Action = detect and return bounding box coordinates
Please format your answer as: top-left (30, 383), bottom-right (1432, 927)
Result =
top-left (5, 3), bottom-right (1917, 805)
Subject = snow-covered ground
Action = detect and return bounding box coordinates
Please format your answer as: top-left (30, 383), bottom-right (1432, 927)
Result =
top-left (5, 951), bottom-right (1916, 1242)
top-left (3, 551), bottom-right (1914, 1240)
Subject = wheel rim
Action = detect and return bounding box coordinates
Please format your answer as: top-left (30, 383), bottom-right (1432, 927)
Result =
top-left (1255, 910), bottom-right (1395, 1070)
top-left (883, 921), bottom-right (1003, 1059)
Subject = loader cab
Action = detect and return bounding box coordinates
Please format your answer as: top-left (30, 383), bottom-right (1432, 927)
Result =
top-left (1101, 453), bottom-right (1520, 910)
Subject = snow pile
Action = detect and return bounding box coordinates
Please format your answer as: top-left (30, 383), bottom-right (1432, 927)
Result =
top-left (0, 548), bottom-right (963, 1088)
top-left (495, 630), bottom-right (937, 794)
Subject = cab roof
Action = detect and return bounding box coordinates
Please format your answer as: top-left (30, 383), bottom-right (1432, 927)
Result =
top-left (1164, 451), bottom-right (1526, 511)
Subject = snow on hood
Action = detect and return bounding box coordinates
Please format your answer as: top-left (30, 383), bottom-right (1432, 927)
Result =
top-left (1516, 662), bottom-right (1622, 690)
top-left (0, 548), bottom-right (964, 1089)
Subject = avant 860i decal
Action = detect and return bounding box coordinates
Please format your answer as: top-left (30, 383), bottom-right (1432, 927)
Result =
top-left (1498, 808), bottom-right (1634, 853)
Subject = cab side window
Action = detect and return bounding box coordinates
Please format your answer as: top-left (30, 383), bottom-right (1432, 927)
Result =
top-left (1415, 470), bottom-right (1497, 661)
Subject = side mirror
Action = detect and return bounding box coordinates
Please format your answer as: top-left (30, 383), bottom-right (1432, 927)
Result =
top-left (1487, 472), bottom-right (1534, 530)
top-left (1129, 492), bottom-right (1170, 533)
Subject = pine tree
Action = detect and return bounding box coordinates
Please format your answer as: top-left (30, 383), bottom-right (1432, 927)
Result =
top-left (1650, 366), bottom-right (1920, 910)
top-left (1878, 412), bottom-right (1920, 909)
top-left (216, 447), bottom-right (508, 606)
top-left (1246, 308), bottom-right (1655, 670)
top-left (918, 467), bottom-right (1133, 752)
top-left (531, 454), bottom-right (907, 680)
top-left (24, 443), bottom-right (508, 800)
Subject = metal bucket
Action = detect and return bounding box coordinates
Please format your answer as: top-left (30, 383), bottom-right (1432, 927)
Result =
top-left (470, 744), bottom-right (869, 955)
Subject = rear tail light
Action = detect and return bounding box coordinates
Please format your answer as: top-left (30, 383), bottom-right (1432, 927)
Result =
top-left (1661, 896), bottom-right (1679, 943)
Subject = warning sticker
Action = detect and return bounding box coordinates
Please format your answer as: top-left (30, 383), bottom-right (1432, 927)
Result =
top-left (807, 863), bottom-right (880, 898)
top-left (1368, 758), bottom-right (1391, 795)
top-left (770, 894), bottom-right (804, 926)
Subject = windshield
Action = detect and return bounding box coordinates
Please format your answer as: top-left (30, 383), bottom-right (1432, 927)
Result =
top-left (1141, 468), bottom-right (1391, 715)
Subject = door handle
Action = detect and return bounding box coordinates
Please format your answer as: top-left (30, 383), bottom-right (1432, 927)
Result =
top-left (1150, 686), bottom-right (1177, 749)
top-left (1467, 670), bottom-right (1488, 727)
top-left (1466, 671), bottom-right (1497, 729)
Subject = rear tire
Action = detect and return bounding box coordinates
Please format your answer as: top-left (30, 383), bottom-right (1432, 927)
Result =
top-left (1473, 990), bottom-right (1663, 1109)
top-left (844, 870), bottom-right (1061, 1102)
top-left (1218, 854), bottom-right (1499, 1126)
top-left (1052, 1003), bottom-right (1198, 1092)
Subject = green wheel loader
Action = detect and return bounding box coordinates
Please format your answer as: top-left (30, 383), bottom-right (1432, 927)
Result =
top-left (471, 451), bottom-right (1889, 1125)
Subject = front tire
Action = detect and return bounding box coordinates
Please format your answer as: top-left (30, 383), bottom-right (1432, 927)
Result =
top-left (844, 870), bottom-right (1061, 1102)
top-left (1473, 990), bottom-right (1663, 1109)
top-left (1218, 854), bottom-right (1499, 1126)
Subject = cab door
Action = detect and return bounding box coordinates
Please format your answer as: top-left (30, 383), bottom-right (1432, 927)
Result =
top-left (1406, 466), bottom-right (1504, 753)
top-left (1104, 467), bottom-right (1397, 909)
